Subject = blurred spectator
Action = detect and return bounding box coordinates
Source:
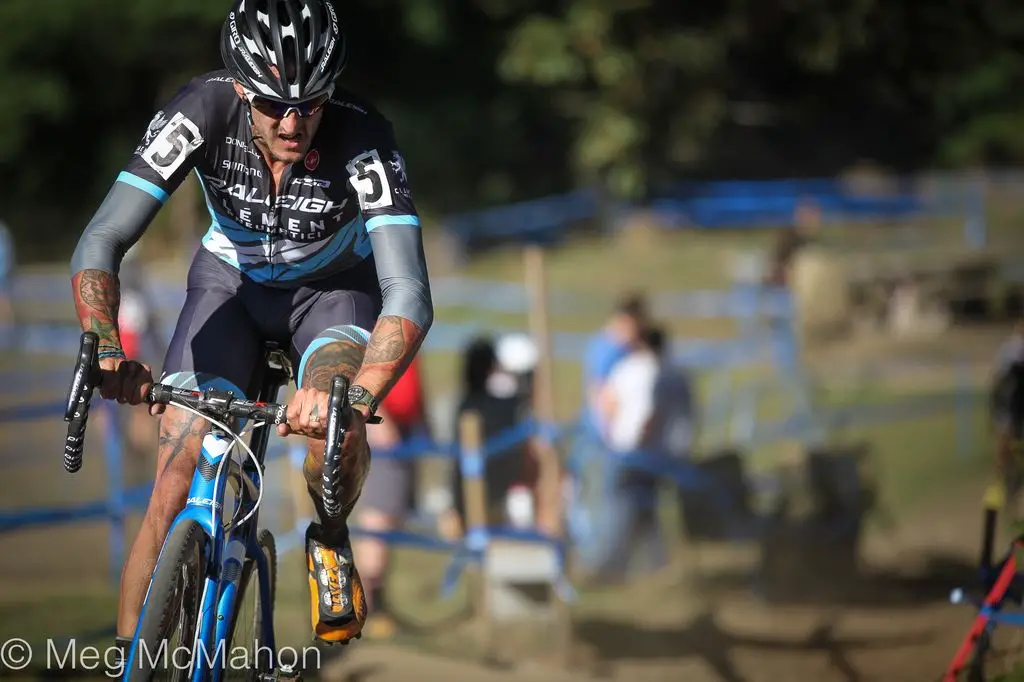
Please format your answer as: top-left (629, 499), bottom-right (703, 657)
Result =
top-left (0, 220), bottom-right (15, 343)
top-left (567, 294), bottom-right (648, 572)
top-left (118, 244), bottom-right (166, 361)
top-left (494, 332), bottom-right (538, 408)
top-left (352, 355), bottom-right (431, 640)
top-left (441, 335), bottom-right (535, 538)
top-left (766, 198), bottom-right (821, 287)
top-left (585, 326), bottom-right (681, 582)
top-left (582, 293), bottom-right (648, 435)
top-left (116, 245), bottom-right (167, 476)
top-left (991, 319), bottom-right (1024, 498)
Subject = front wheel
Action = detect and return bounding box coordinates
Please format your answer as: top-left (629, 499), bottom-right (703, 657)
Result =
top-left (225, 529), bottom-right (277, 681)
top-left (125, 520), bottom-right (207, 682)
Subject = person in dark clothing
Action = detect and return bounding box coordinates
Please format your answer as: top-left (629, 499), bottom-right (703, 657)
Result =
top-left (766, 198), bottom-right (821, 287)
top-left (444, 336), bottom-right (533, 534)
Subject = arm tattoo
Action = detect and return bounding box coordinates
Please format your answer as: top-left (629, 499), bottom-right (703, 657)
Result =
top-left (301, 340), bottom-right (366, 391)
top-left (353, 315), bottom-right (426, 402)
top-left (72, 269), bottom-right (121, 347)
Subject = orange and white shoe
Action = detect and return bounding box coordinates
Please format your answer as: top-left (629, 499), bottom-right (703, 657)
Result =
top-left (306, 523), bottom-right (367, 645)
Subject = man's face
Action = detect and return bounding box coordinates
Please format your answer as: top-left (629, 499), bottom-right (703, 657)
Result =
top-left (234, 82), bottom-right (326, 165)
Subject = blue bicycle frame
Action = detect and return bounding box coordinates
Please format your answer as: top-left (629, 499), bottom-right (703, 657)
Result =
top-left (123, 429), bottom-right (277, 682)
top-left (122, 345), bottom-right (291, 682)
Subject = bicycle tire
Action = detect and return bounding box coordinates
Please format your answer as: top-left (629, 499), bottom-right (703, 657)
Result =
top-left (125, 520), bottom-right (208, 682)
top-left (224, 529), bottom-right (277, 681)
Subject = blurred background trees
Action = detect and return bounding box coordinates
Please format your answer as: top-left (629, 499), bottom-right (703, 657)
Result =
top-left (1, 0), bottom-right (1023, 258)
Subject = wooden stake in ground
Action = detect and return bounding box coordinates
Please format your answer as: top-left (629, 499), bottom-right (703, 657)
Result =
top-left (523, 242), bottom-right (573, 664)
top-left (457, 410), bottom-right (492, 651)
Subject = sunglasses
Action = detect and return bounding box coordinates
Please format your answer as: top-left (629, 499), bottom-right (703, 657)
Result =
top-left (243, 87), bottom-right (333, 119)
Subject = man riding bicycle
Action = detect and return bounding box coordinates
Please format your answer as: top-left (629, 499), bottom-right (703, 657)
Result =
top-left (68, 0), bottom-right (432, 654)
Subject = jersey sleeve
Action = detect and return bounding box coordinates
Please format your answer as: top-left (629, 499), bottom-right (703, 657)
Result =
top-left (349, 119), bottom-right (434, 331)
top-left (70, 79), bottom-right (210, 276)
top-left (120, 79), bottom-right (211, 202)
top-left (344, 120), bottom-right (420, 230)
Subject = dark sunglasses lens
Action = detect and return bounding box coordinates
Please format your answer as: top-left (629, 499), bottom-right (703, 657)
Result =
top-left (252, 94), bottom-right (329, 118)
top-left (298, 94), bottom-right (330, 115)
top-left (252, 97), bottom-right (288, 117)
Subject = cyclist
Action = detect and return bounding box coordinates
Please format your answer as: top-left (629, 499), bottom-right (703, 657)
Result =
top-left (68, 0), bottom-right (432, 654)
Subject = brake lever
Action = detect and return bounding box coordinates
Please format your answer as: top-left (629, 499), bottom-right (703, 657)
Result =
top-left (64, 332), bottom-right (102, 474)
top-left (65, 332), bottom-right (101, 422)
top-left (321, 375), bottom-right (350, 519)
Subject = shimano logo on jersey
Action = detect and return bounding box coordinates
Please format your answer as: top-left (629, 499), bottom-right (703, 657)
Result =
top-left (221, 159), bottom-right (263, 178)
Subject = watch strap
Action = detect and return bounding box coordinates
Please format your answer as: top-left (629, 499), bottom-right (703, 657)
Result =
top-left (348, 384), bottom-right (382, 423)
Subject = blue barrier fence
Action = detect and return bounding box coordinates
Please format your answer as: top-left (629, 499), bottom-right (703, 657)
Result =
top-left (441, 174), bottom-right (989, 249)
top-left (0, 369), bottom-right (978, 602)
top-left (4, 272), bottom-right (799, 377)
top-left (0, 395), bottom-right (579, 600)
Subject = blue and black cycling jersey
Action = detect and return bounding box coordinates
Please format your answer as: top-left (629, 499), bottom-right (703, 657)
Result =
top-left (71, 69), bottom-right (431, 330)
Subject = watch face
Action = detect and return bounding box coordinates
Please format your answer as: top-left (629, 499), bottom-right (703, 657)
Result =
top-left (347, 385), bottom-right (374, 410)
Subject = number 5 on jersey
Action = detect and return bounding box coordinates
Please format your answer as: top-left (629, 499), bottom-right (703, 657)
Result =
top-left (141, 112), bottom-right (204, 181)
top-left (346, 150), bottom-right (393, 210)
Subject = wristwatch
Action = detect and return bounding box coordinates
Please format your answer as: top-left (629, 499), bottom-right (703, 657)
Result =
top-left (347, 384), bottom-right (380, 420)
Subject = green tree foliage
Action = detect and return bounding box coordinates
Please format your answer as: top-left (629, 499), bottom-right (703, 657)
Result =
top-left (0, 0), bottom-right (1023, 254)
top-left (494, 0), bottom-right (1024, 195)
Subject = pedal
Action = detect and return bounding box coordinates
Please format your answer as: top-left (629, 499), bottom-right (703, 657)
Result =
top-left (256, 663), bottom-right (303, 682)
top-left (321, 631), bottom-right (361, 646)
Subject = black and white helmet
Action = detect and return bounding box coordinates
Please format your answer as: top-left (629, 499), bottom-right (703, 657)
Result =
top-left (220, 0), bottom-right (347, 102)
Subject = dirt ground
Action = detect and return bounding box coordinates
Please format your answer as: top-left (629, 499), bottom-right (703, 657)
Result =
top-left (309, 482), bottom-right (990, 682)
top-left (0, 325), bottom-right (1010, 682)
top-left (0, 474), bottom-right (989, 682)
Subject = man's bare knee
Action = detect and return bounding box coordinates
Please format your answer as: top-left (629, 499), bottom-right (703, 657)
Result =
top-left (146, 407), bottom-right (209, 536)
top-left (296, 329), bottom-right (372, 521)
top-left (300, 336), bottom-right (366, 393)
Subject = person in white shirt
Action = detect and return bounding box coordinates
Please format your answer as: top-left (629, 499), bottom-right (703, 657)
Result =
top-left (601, 326), bottom-right (696, 457)
top-left (602, 331), bottom-right (659, 452)
top-left (585, 326), bottom-right (680, 582)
